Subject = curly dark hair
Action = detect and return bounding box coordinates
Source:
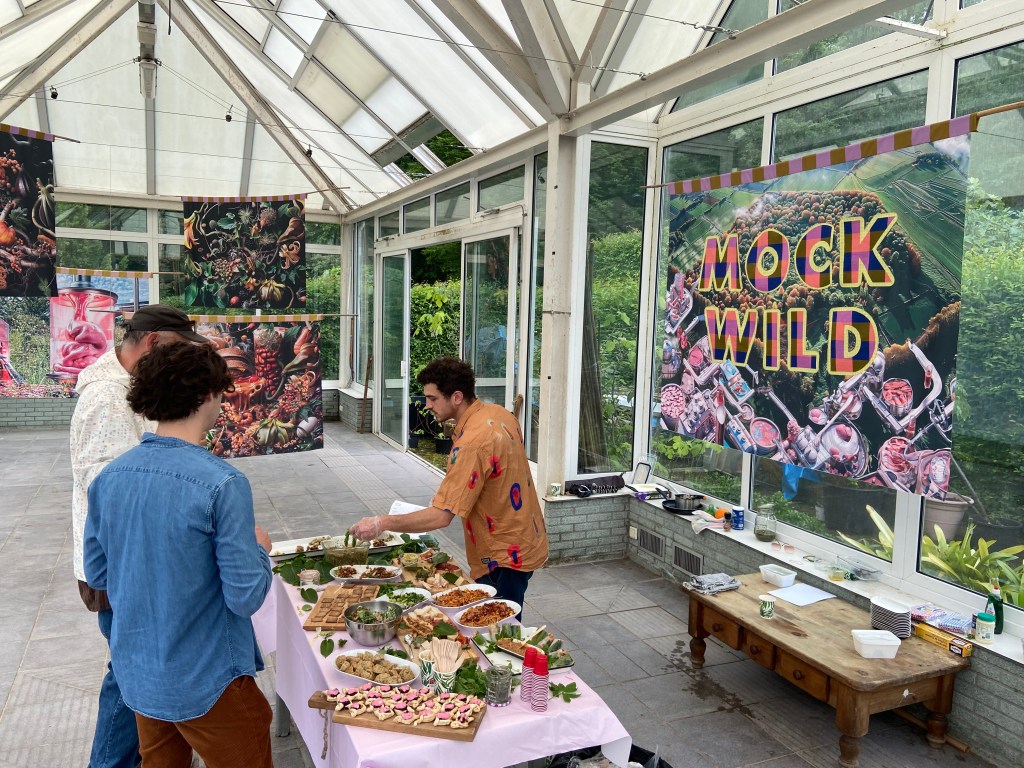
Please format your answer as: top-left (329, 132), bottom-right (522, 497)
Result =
top-left (127, 342), bottom-right (235, 421)
top-left (417, 356), bottom-right (476, 401)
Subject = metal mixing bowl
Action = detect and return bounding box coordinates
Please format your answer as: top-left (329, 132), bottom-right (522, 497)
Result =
top-left (344, 600), bottom-right (404, 646)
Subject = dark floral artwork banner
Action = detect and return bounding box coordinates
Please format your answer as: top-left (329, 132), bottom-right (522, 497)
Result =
top-left (182, 196), bottom-right (306, 310)
top-left (0, 128), bottom-right (56, 297)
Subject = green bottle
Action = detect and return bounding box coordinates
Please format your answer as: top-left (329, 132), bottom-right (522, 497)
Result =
top-left (985, 586), bottom-right (1004, 635)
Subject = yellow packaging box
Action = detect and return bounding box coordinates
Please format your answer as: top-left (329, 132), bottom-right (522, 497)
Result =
top-left (912, 621), bottom-right (973, 657)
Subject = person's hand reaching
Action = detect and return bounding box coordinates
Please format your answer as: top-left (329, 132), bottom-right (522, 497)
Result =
top-left (255, 525), bottom-right (272, 553)
top-left (349, 516), bottom-right (384, 542)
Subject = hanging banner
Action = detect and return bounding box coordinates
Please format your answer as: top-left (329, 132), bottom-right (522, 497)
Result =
top-left (182, 196), bottom-right (306, 311)
top-left (659, 117), bottom-right (973, 499)
top-left (200, 320), bottom-right (323, 457)
top-left (0, 126), bottom-right (56, 297)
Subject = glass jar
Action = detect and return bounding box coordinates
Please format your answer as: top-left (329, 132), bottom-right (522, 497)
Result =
top-left (754, 505), bottom-right (777, 542)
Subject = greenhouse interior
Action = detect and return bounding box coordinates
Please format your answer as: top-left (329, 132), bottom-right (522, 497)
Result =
top-left (1, 0), bottom-right (1023, 766)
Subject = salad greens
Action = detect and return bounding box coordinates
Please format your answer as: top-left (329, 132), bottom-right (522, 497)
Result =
top-left (349, 605), bottom-right (401, 624)
top-left (274, 554), bottom-right (334, 586)
top-left (453, 661), bottom-right (488, 697)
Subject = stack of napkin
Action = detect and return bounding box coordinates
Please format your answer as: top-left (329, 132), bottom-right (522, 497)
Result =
top-left (689, 573), bottom-right (741, 595)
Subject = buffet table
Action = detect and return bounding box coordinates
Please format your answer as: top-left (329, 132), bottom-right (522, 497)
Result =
top-left (260, 574), bottom-right (632, 768)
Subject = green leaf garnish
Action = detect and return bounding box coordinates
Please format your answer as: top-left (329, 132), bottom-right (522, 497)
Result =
top-left (432, 621), bottom-right (457, 638)
top-left (442, 572), bottom-right (459, 584)
top-left (319, 637), bottom-right (334, 657)
top-left (300, 587), bottom-right (318, 602)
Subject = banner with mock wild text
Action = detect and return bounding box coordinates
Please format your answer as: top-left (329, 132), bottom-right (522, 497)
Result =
top-left (658, 117), bottom-right (974, 499)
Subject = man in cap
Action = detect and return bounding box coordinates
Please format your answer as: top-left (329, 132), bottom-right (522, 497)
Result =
top-left (70, 304), bottom-right (207, 768)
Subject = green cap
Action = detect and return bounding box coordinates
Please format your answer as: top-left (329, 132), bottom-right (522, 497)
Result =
top-left (976, 612), bottom-right (995, 622)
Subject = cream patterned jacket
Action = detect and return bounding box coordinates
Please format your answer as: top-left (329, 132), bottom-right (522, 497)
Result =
top-left (70, 348), bottom-right (155, 582)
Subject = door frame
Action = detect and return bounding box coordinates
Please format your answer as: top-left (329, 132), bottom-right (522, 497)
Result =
top-left (373, 248), bottom-right (411, 449)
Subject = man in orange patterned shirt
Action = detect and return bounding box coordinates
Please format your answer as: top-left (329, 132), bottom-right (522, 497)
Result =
top-left (351, 357), bottom-right (548, 609)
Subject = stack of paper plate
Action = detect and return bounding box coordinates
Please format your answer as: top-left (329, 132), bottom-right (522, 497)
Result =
top-left (870, 596), bottom-right (912, 638)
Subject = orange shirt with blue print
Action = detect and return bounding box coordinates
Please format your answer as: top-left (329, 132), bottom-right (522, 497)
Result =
top-left (430, 399), bottom-right (548, 580)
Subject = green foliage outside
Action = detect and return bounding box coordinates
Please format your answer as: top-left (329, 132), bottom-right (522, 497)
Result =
top-left (409, 280), bottom-right (460, 391)
top-left (305, 258), bottom-right (340, 380)
top-left (0, 297), bottom-right (50, 384)
top-left (394, 130), bottom-right (473, 178)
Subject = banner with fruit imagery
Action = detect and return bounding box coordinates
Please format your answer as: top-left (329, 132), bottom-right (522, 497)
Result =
top-left (659, 117), bottom-right (973, 499)
top-left (181, 196), bottom-right (306, 311)
top-left (200, 320), bottom-right (323, 457)
top-left (0, 125), bottom-right (56, 297)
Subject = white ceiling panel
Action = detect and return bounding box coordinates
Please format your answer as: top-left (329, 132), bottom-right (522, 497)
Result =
top-left (551, 0), bottom-right (602, 58)
top-left (278, 0), bottom-right (325, 45)
top-left (0, 0), bottom-right (100, 88)
top-left (294, 65), bottom-right (361, 128)
top-left (264, 26), bottom-right (304, 76)
top-left (221, 0), bottom-right (271, 43)
top-left (313, 22), bottom-right (390, 102)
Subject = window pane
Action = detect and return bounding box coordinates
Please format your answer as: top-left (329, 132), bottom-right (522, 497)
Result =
top-left (403, 197), bottom-right (431, 233)
top-left (478, 166), bottom-right (525, 210)
top-left (58, 239), bottom-right (148, 271)
top-left (773, 71), bottom-right (928, 160)
top-left (929, 106), bottom-right (1024, 602)
top-left (672, 0), bottom-right (768, 112)
top-left (776, 1), bottom-right (932, 73)
top-left (753, 460), bottom-right (898, 561)
top-left (435, 182), bottom-right (470, 226)
top-left (306, 251), bottom-right (340, 380)
top-left (159, 210), bottom-right (183, 236)
top-left (961, 0), bottom-right (987, 7)
top-left (379, 211), bottom-right (400, 238)
top-left (663, 119), bottom-right (764, 183)
top-left (307, 221), bottom-right (341, 246)
top-left (55, 202), bottom-right (147, 232)
top-left (527, 153), bottom-right (546, 461)
top-left (158, 243), bottom-right (186, 306)
top-left (353, 219), bottom-right (374, 387)
top-left (577, 143), bottom-right (647, 473)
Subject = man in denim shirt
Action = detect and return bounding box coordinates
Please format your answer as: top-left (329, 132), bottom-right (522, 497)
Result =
top-left (84, 342), bottom-right (274, 768)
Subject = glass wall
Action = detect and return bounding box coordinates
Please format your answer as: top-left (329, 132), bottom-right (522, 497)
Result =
top-left (577, 142), bottom-right (648, 474)
top-left (353, 218), bottom-right (374, 387)
top-left (379, 210), bottom-right (400, 237)
top-left (663, 119), bottom-right (763, 183)
top-left (403, 197), bottom-right (431, 233)
top-left (158, 210), bottom-right (183, 236)
top-left (478, 166), bottom-right (525, 210)
top-left (527, 153), bottom-right (547, 461)
top-left (464, 235), bottom-right (511, 406)
top-left (305, 220), bottom-right (341, 381)
top-left (773, 71), bottom-right (928, 160)
top-left (55, 202), bottom-right (147, 232)
top-left (436, 182), bottom-right (470, 225)
top-left (58, 239), bottom-right (148, 271)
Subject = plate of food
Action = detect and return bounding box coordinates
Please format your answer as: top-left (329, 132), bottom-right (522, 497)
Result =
top-left (330, 564), bottom-right (403, 583)
top-left (471, 625), bottom-right (574, 674)
top-left (452, 599), bottom-right (521, 628)
top-left (365, 532), bottom-right (427, 553)
top-left (430, 584), bottom-right (497, 613)
top-left (333, 649), bottom-right (420, 685)
top-left (398, 605), bottom-right (453, 639)
top-left (383, 587), bottom-right (432, 612)
top-left (268, 535), bottom-right (332, 561)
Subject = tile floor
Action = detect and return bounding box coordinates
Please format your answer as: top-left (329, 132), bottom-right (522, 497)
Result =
top-left (0, 423), bottom-right (995, 768)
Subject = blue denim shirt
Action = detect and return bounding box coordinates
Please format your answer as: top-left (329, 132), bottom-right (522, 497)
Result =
top-left (84, 433), bottom-right (272, 721)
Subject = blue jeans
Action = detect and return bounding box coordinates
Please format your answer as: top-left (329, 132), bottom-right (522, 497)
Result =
top-left (474, 568), bottom-right (533, 620)
top-left (91, 609), bottom-right (141, 768)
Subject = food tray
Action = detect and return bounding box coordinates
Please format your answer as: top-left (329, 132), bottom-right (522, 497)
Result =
top-left (387, 587), bottom-right (432, 612)
top-left (308, 690), bottom-right (487, 742)
top-left (471, 628), bottom-right (574, 675)
top-left (333, 649), bottom-right (421, 685)
top-left (366, 532), bottom-right (426, 553)
top-left (430, 584), bottom-right (497, 612)
top-left (452, 599), bottom-right (521, 628)
top-left (268, 536), bottom-right (331, 561)
top-left (398, 605), bottom-right (452, 638)
top-left (303, 584), bottom-right (380, 632)
top-left (330, 564), bottom-right (403, 583)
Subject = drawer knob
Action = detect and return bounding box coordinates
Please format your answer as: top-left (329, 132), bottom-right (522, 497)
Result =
top-left (750, 644), bottom-right (760, 654)
top-left (712, 623), bottom-right (723, 632)
top-left (793, 670), bottom-right (805, 680)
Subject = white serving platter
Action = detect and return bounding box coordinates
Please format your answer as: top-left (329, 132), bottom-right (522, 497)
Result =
top-left (387, 587), bottom-right (432, 612)
top-left (268, 536), bottom-right (331, 561)
top-left (429, 584), bottom-right (497, 613)
top-left (471, 628), bottom-right (575, 675)
top-left (329, 564), bottom-right (403, 584)
top-left (332, 649), bottom-right (420, 685)
top-left (452, 599), bottom-right (521, 629)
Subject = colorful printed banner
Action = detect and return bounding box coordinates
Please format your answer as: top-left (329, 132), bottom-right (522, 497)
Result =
top-left (659, 124), bottom-right (971, 499)
top-left (200, 320), bottom-right (323, 457)
top-left (181, 194), bottom-right (308, 204)
top-left (182, 197), bottom-right (306, 311)
top-left (0, 128), bottom-right (56, 297)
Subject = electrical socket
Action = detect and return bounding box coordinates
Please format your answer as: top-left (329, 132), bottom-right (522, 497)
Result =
top-left (628, 526), bottom-right (638, 540)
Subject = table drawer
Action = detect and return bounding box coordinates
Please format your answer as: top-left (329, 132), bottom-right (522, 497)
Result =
top-left (777, 651), bottom-right (829, 701)
top-left (701, 606), bottom-right (740, 649)
top-left (741, 630), bottom-right (776, 669)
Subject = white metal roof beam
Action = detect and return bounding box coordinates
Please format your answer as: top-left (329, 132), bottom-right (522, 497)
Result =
top-left (565, 0), bottom-right (922, 136)
top-left (239, 114), bottom-right (256, 197)
top-left (501, 0), bottom-right (574, 115)
top-left (194, 0), bottom-right (380, 199)
top-left (870, 16), bottom-right (946, 40)
top-left (0, 0), bottom-right (82, 42)
top-left (590, 0), bottom-right (652, 97)
top-left (160, 0), bottom-right (353, 211)
top-left (396, 0), bottom-right (536, 132)
top-left (0, 0), bottom-right (137, 121)
top-left (575, 0), bottom-right (629, 86)
top-left (430, 0), bottom-right (555, 120)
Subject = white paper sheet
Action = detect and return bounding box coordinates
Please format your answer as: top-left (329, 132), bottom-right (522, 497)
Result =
top-left (769, 583), bottom-right (837, 606)
top-left (388, 500), bottom-right (422, 515)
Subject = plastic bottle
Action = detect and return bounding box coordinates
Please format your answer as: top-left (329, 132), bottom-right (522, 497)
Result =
top-left (520, 645), bottom-right (537, 702)
top-left (975, 611), bottom-right (996, 644)
top-left (732, 505), bottom-right (744, 531)
top-left (985, 586), bottom-right (1004, 635)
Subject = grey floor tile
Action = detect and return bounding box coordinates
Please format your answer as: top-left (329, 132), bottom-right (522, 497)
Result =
top-left (607, 605), bottom-right (688, 639)
top-left (667, 709), bottom-right (796, 766)
top-left (577, 584), bottom-right (658, 612)
top-left (629, 670), bottom-right (730, 722)
top-left (527, 591), bottom-right (605, 620)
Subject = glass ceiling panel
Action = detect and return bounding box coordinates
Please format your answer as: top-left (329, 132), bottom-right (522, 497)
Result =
top-left (339, 109), bottom-right (388, 154)
top-left (3, 98), bottom-right (40, 133)
top-left (362, 78), bottom-right (427, 137)
top-left (248, 124), bottom-right (325, 197)
top-left (0, 3), bottom-right (21, 28)
top-left (312, 22), bottom-right (390, 102)
top-left (0, 0), bottom-right (99, 81)
top-left (264, 26), bottom-right (304, 77)
top-left (294, 65), bottom-right (361, 129)
top-left (329, 0), bottom-right (536, 151)
top-left (478, 0), bottom-right (519, 44)
top-left (552, 0), bottom-right (602, 60)
top-left (596, 0), bottom-right (709, 95)
top-left (278, 0), bottom-right (325, 45)
top-left (221, 1), bottom-right (271, 43)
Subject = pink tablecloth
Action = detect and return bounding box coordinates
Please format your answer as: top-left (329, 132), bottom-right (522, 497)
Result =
top-left (268, 576), bottom-right (632, 768)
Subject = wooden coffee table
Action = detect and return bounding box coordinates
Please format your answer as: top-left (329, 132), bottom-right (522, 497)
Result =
top-left (686, 574), bottom-right (969, 768)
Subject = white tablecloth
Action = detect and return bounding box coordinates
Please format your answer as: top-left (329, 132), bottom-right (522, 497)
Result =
top-left (263, 575), bottom-right (632, 768)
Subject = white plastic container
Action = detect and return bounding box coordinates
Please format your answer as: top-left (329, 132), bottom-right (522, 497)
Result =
top-left (759, 563), bottom-right (797, 588)
top-left (851, 629), bottom-right (901, 659)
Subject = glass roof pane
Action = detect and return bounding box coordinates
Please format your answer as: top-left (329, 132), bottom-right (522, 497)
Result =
top-left (551, 0), bottom-right (602, 59)
top-left (312, 22), bottom-right (390, 102)
top-left (294, 65), bottom-right (361, 127)
top-left (339, 109), bottom-right (387, 153)
top-left (363, 78), bottom-right (426, 136)
top-left (264, 26), bottom-right (304, 76)
top-left (478, 0), bottom-right (519, 44)
top-left (221, 1), bottom-right (270, 43)
top-left (0, 3), bottom-right (21, 28)
top-left (0, 0), bottom-right (99, 78)
top-left (2, 97), bottom-right (40, 132)
top-left (278, 0), bottom-right (325, 45)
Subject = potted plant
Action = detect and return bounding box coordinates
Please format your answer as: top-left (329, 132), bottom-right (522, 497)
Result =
top-left (434, 418), bottom-right (456, 455)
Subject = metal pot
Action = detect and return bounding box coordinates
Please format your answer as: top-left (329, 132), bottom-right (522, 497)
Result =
top-left (344, 600), bottom-right (403, 646)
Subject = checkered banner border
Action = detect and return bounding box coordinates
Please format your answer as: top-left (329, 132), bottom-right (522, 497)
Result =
top-left (180, 194), bottom-right (308, 203)
top-left (0, 123), bottom-right (55, 142)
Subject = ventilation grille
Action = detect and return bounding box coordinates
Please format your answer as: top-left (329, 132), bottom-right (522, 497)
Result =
top-left (673, 545), bottom-right (703, 576)
top-left (637, 528), bottom-right (664, 557)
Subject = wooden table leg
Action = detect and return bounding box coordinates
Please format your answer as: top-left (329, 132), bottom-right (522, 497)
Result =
top-left (834, 683), bottom-right (869, 768)
top-left (924, 673), bottom-right (956, 749)
top-left (690, 634), bottom-right (707, 668)
top-left (687, 597), bottom-right (707, 669)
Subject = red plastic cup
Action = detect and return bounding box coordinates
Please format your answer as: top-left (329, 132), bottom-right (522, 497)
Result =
top-left (523, 645), bottom-right (538, 671)
top-left (533, 653), bottom-right (548, 676)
